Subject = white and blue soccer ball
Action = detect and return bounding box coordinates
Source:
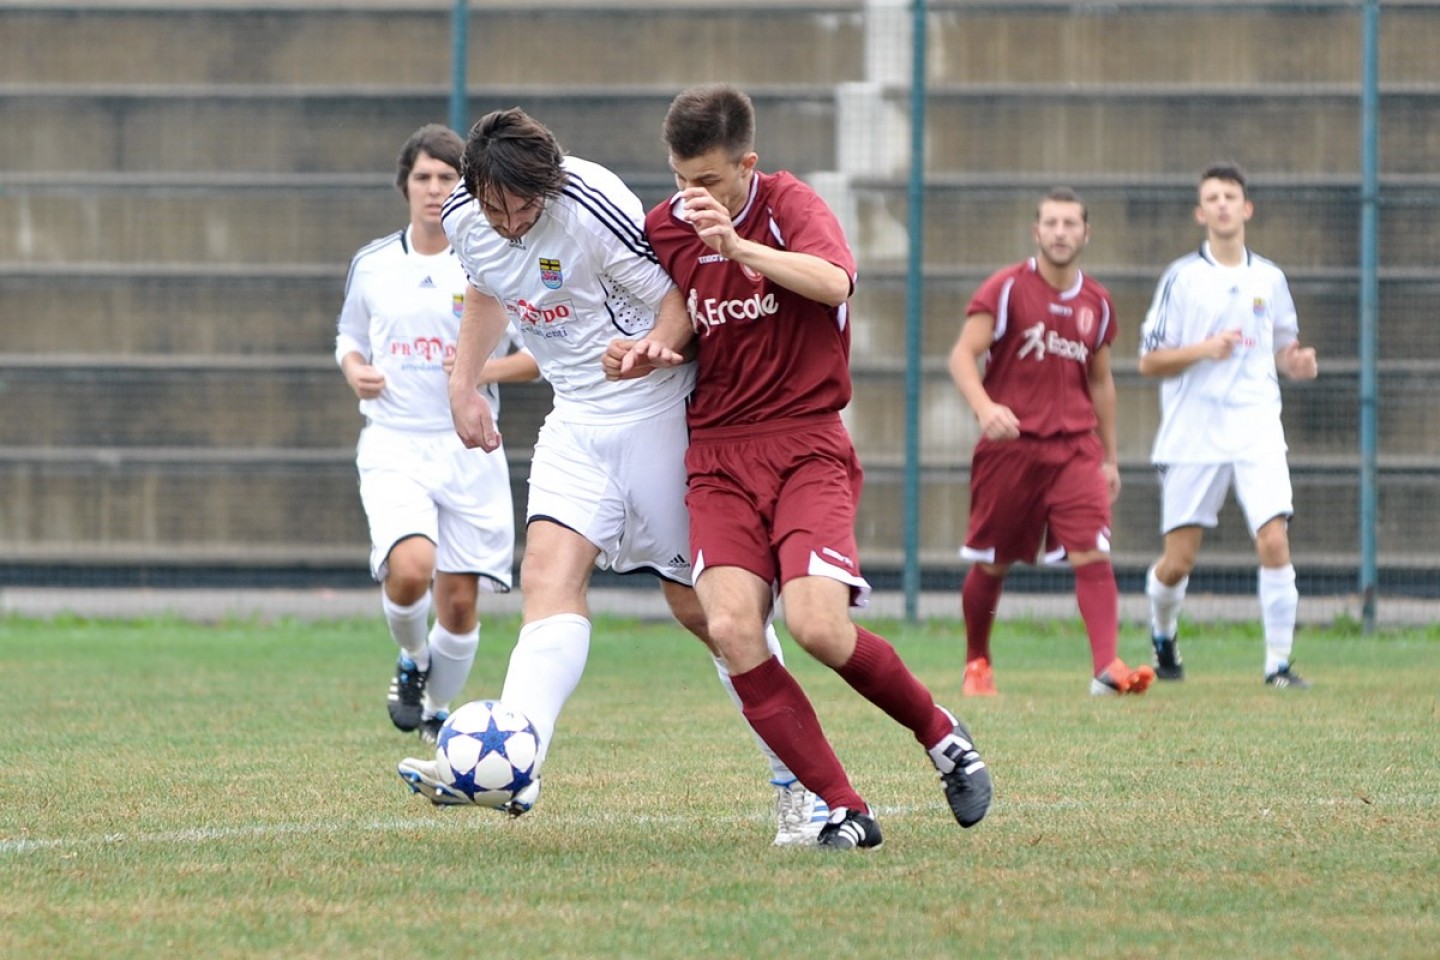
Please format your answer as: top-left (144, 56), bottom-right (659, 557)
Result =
top-left (434, 699), bottom-right (540, 809)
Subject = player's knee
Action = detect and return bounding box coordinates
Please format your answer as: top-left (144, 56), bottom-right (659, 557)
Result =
top-left (1255, 526), bottom-right (1291, 567)
top-left (784, 615), bottom-right (853, 665)
top-left (384, 570), bottom-right (431, 606)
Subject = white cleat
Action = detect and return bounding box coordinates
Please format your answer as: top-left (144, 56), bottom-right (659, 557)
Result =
top-left (771, 779), bottom-right (829, 847)
top-left (502, 779), bottom-right (542, 818)
top-left (396, 756), bottom-right (474, 807)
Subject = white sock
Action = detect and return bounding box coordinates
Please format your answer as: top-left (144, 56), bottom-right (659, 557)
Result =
top-left (1259, 564), bottom-right (1298, 675)
top-left (382, 590), bottom-right (431, 669)
top-left (499, 614), bottom-right (591, 768)
top-left (712, 623), bottom-right (796, 784)
top-left (423, 622), bottom-right (479, 719)
top-left (1147, 563), bottom-right (1188, 640)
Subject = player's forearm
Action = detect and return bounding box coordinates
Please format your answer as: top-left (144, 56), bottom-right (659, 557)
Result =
top-left (647, 287), bottom-right (697, 353)
top-left (449, 288), bottom-right (507, 402)
top-left (1138, 344), bottom-right (1207, 378)
top-left (726, 240), bottom-right (851, 307)
top-left (948, 320), bottom-right (996, 418)
top-left (479, 351), bottom-right (540, 385)
top-left (1092, 381), bottom-right (1119, 463)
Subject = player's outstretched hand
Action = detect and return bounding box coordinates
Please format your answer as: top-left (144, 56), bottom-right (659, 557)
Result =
top-left (1279, 341), bottom-right (1319, 380)
top-left (603, 337), bottom-right (685, 380)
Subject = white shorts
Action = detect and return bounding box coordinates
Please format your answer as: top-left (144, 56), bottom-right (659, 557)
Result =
top-left (356, 423), bottom-right (515, 590)
top-left (1157, 452), bottom-right (1294, 538)
top-left (525, 403), bottom-right (692, 584)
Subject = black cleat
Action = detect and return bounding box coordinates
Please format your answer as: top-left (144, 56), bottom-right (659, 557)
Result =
top-left (1153, 632), bottom-right (1185, 681)
top-left (1265, 664), bottom-right (1311, 690)
top-left (816, 807), bottom-right (883, 850)
top-left (930, 708), bottom-right (993, 828)
top-left (418, 709), bottom-right (449, 747)
top-left (387, 654), bottom-right (428, 732)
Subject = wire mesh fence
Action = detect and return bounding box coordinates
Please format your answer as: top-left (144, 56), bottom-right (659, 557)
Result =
top-left (0, 1), bottom-right (1434, 621)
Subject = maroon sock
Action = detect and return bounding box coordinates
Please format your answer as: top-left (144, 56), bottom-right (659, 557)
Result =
top-left (962, 566), bottom-right (1004, 663)
top-left (729, 656), bottom-right (866, 813)
top-left (837, 627), bottom-right (953, 750)
top-left (1075, 560), bottom-right (1119, 675)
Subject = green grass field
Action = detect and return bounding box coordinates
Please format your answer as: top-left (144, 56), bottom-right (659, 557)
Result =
top-left (2, 612), bottom-right (1437, 959)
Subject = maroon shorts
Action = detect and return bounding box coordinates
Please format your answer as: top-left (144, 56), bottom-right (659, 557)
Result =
top-left (685, 413), bottom-right (868, 593)
top-left (963, 432), bottom-right (1111, 565)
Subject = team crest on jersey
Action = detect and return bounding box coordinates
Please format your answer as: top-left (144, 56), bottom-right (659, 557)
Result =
top-left (1253, 297), bottom-right (1266, 317)
top-left (452, 293), bottom-right (464, 318)
top-left (539, 257), bottom-right (563, 289)
top-left (1076, 306), bottom-right (1096, 338)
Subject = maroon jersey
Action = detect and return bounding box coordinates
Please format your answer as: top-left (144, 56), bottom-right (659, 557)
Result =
top-left (646, 170), bottom-right (857, 433)
top-left (967, 258), bottom-right (1116, 437)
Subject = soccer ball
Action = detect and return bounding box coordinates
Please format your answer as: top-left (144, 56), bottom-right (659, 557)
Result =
top-left (434, 700), bottom-right (540, 808)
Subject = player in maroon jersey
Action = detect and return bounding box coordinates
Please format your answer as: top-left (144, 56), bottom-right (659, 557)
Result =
top-left (949, 187), bottom-right (1154, 698)
top-left (606, 83), bottom-right (991, 850)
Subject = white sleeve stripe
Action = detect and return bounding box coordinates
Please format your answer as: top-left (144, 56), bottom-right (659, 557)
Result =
top-left (1144, 262), bottom-right (1188, 350)
top-left (342, 230), bottom-right (402, 295)
top-left (563, 174), bottom-right (658, 265)
top-left (440, 187), bottom-right (472, 225)
top-left (993, 277), bottom-right (1015, 341)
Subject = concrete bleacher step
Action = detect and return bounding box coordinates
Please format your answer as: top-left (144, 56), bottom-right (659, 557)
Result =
top-left (0, 4), bottom-right (866, 89)
top-left (7, 177), bottom-right (1432, 270)
top-left (0, 87), bottom-right (835, 177)
top-left (850, 268), bottom-right (1440, 364)
top-left (927, 4), bottom-right (1440, 87)
top-left (911, 88), bottom-right (1440, 178)
top-left (0, 357), bottom-right (553, 450)
top-left (855, 465), bottom-right (1440, 565)
top-left (0, 447), bottom-right (530, 566)
top-left (845, 361), bottom-right (1440, 460)
top-left (845, 180), bottom-right (1440, 269)
top-left (0, 265), bottom-right (339, 356)
top-left (7, 445), bottom-right (1428, 570)
top-left (8, 3), bottom-right (1436, 92)
top-left (6, 262), bottom-right (1435, 364)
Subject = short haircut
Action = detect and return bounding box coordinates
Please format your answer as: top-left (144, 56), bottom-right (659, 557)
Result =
top-left (1038, 186), bottom-right (1088, 223)
top-left (662, 83), bottom-right (755, 161)
top-left (461, 107), bottom-right (568, 204)
top-left (1200, 161), bottom-right (1249, 198)
top-left (395, 124), bottom-right (463, 197)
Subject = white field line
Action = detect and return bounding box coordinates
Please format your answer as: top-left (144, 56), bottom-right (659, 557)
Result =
top-left (3, 794), bottom-right (1430, 857)
top-left (0, 805), bottom-right (909, 857)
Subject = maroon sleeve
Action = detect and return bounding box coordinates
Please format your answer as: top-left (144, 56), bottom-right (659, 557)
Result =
top-left (967, 267), bottom-right (1010, 321)
top-left (769, 175), bottom-right (856, 278)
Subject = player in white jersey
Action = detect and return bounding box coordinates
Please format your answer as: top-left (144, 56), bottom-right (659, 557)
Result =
top-left (1138, 162), bottom-right (1319, 689)
top-left (395, 108), bottom-right (827, 845)
top-left (337, 124), bottom-right (540, 745)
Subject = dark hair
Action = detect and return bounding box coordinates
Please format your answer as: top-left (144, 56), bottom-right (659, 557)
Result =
top-left (461, 107), bottom-right (568, 205)
top-left (1200, 162), bottom-right (1249, 198)
top-left (395, 124), bottom-right (463, 197)
top-left (662, 83), bottom-right (755, 161)
top-left (1037, 186), bottom-right (1088, 223)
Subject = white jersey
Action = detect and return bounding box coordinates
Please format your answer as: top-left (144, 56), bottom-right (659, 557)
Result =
top-left (441, 155), bottom-right (695, 425)
top-left (335, 226), bottom-right (523, 431)
top-left (1140, 243), bottom-right (1299, 464)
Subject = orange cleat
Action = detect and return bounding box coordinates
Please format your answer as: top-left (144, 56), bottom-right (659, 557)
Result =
top-left (963, 657), bottom-right (999, 697)
top-left (1090, 659), bottom-right (1155, 696)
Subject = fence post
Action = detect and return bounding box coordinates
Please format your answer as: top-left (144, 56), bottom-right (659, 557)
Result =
top-left (1359, 0), bottom-right (1380, 632)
